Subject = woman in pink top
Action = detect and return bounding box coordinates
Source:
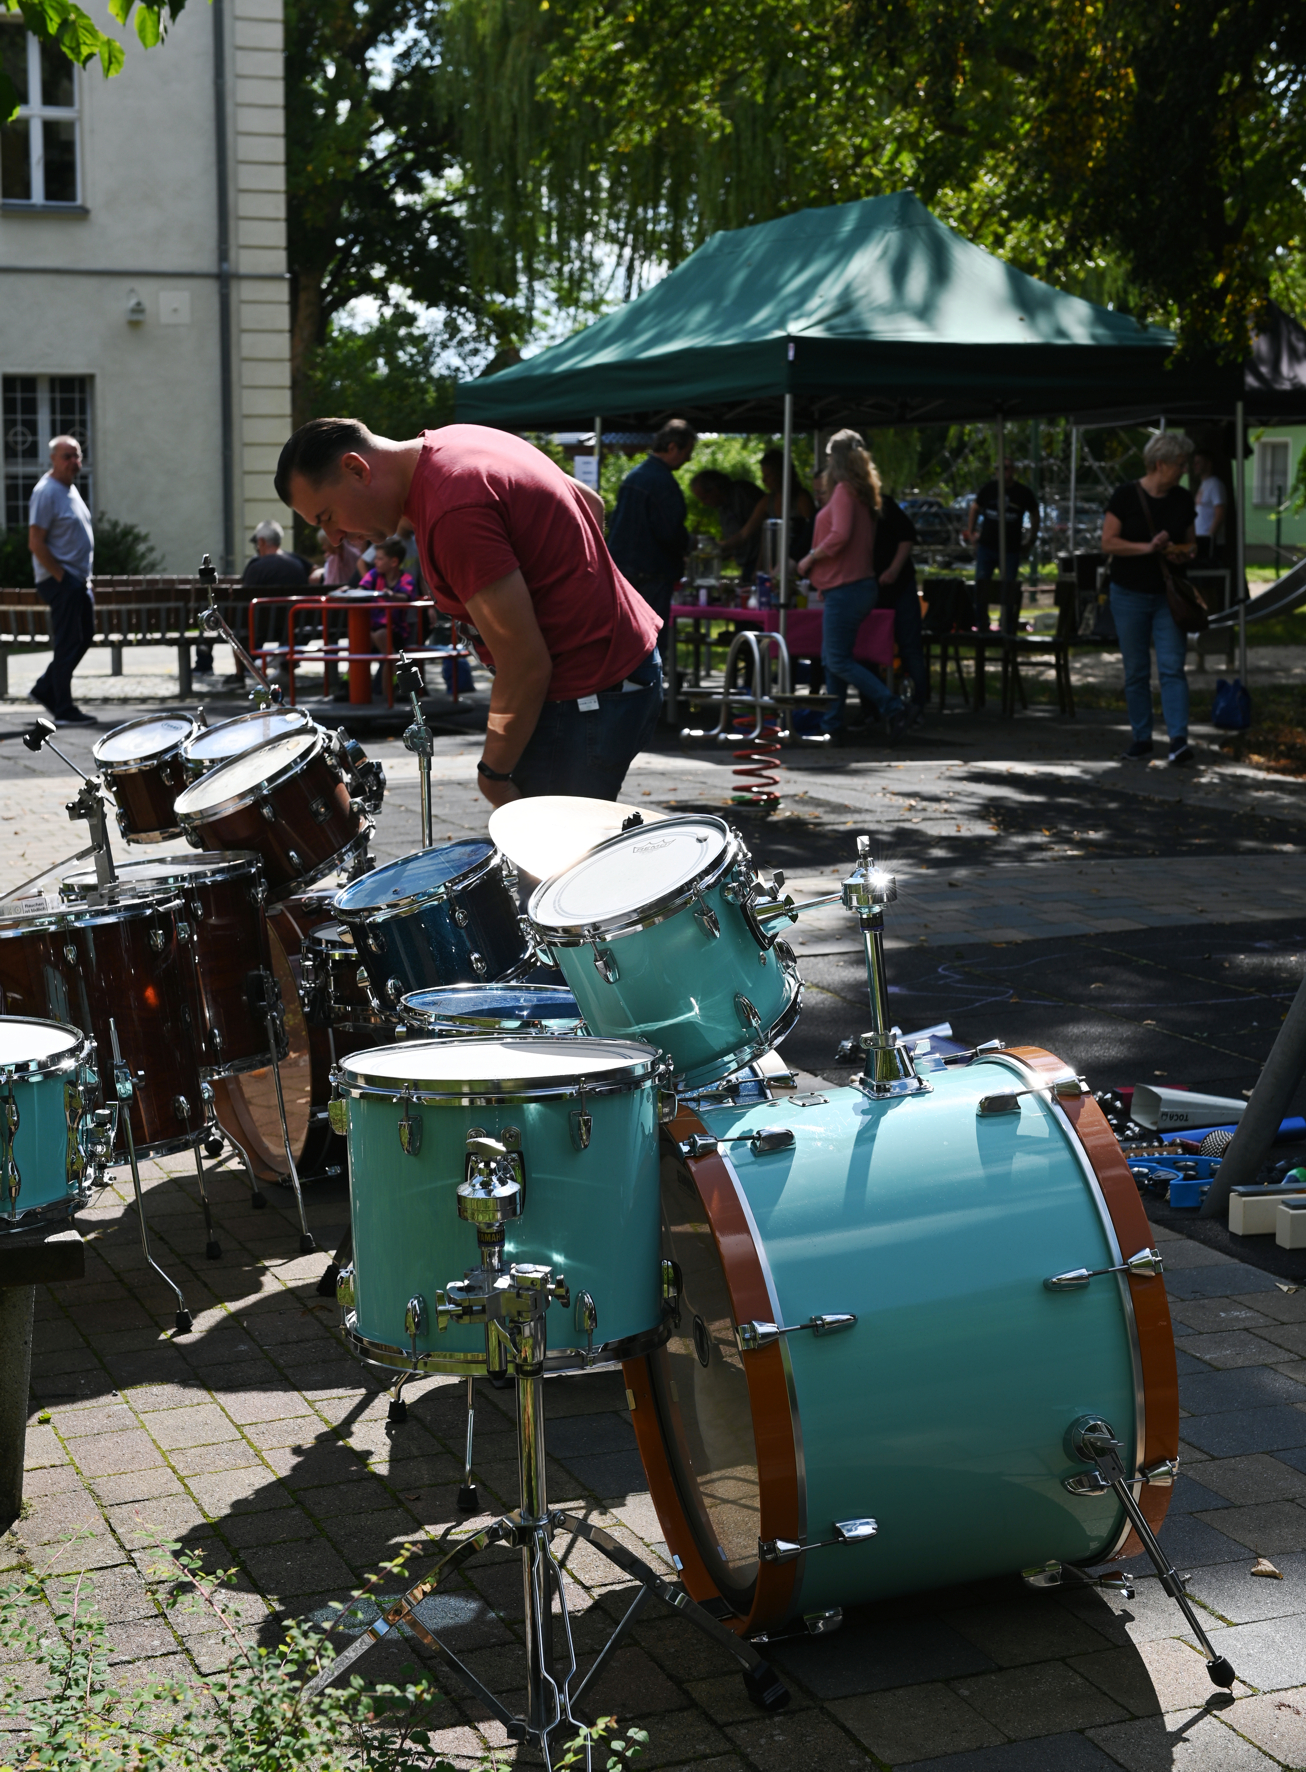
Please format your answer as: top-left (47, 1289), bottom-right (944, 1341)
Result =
top-left (798, 430), bottom-right (907, 743)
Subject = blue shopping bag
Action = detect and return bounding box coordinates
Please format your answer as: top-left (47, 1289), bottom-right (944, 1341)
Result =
top-left (1211, 677), bottom-right (1251, 731)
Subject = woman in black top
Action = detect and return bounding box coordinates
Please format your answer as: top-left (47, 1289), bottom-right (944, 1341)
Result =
top-left (1102, 432), bottom-right (1198, 765)
top-left (874, 495), bottom-right (927, 716)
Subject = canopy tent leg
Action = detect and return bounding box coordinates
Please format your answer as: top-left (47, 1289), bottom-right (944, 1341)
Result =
top-left (995, 412), bottom-right (1008, 630)
top-left (779, 392), bottom-right (793, 642)
top-left (1236, 399), bottom-right (1247, 684)
top-left (594, 416), bottom-right (602, 485)
top-left (1069, 426), bottom-right (1078, 554)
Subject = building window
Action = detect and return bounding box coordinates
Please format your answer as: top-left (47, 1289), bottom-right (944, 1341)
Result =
top-left (1255, 439), bottom-right (1292, 509)
top-left (0, 26), bottom-right (80, 206)
top-left (2, 377), bottom-right (93, 532)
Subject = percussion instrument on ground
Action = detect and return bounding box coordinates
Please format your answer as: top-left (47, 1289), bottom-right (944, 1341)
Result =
top-left (0, 1016), bottom-right (101, 1233)
top-left (174, 729), bottom-right (369, 897)
top-left (332, 1035), bottom-right (672, 1375)
top-left (180, 706), bottom-right (314, 778)
top-left (60, 854), bottom-right (275, 1079)
top-left (529, 815), bottom-right (800, 1089)
top-left (0, 891), bottom-right (206, 1158)
top-left (398, 982), bottom-right (583, 1038)
top-left (333, 842), bottom-right (528, 1007)
top-left (92, 715), bottom-right (199, 843)
top-left (624, 1045), bottom-right (1178, 1632)
top-left (488, 795), bottom-right (670, 885)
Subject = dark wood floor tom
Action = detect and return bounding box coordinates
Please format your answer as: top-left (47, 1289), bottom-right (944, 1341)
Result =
top-left (92, 715), bottom-right (199, 843)
top-left (60, 855), bottom-right (274, 1079)
top-left (173, 730), bottom-right (369, 899)
top-left (0, 892), bottom-right (205, 1159)
top-left (300, 921), bottom-right (394, 1037)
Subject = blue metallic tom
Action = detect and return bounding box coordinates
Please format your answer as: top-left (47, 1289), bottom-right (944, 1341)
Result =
top-left (528, 816), bottom-right (801, 1090)
top-left (333, 842), bottom-right (529, 1010)
top-left (332, 1035), bottom-right (673, 1375)
top-left (624, 1046), bottom-right (1179, 1630)
top-left (0, 1017), bottom-right (102, 1233)
top-left (399, 983), bottom-right (584, 1038)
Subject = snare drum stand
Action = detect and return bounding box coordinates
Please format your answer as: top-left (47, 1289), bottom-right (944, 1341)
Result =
top-left (307, 1142), bottom-right (789, 1763)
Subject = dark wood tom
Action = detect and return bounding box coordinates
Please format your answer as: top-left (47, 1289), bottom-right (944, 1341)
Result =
top-left (173, 730), bottom-right (367, 899)
top-left (92, 715), bottom-right (199, 843)
top-left (60, 854), bottom-right (274, 1079)
top-left (0, 892), bottom-right (205, 1159)
top-left (300, 921), bottom-right (393, 1037)
top-left (180, 707), bottom-right (314, 780)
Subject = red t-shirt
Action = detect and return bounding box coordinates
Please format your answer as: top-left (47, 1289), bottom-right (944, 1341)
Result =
top-left (403, 426), bottom-right (660, 700)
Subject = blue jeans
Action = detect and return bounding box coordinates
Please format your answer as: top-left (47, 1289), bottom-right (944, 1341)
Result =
top-left (512, 649), bottom-right (664, 799)
top-left (820, 578), bottom-right (898, 731)
top-left (33, 573), bottom-right (94, 716)
top-left (1109, 584), bottom-right (1188, 744)
top-left (974, 544), bottom-right (1021, 633)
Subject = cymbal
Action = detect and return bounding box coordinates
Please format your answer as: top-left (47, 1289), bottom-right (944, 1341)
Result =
top-left (489, 795), bottom-right (670, 880)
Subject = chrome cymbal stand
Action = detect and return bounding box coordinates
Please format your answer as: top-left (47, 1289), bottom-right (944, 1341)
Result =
top-left (837, 836), bottom-right (929, 1099)
top-left (198, 554), bottom-right (280, 709)
top-left (108, 1020), bottom-right (192, 1336)
top-left (307, 1143), bottom-right (789, 1760)
top-left (394, 653), bottom-right (434, 850)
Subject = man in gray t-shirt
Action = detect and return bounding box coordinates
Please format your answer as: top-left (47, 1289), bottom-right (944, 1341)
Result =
top-left (28, 435), bottom-right (97, 725)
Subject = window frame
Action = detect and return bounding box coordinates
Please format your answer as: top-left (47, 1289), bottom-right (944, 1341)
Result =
top-left (0, 25), bottom-right (82, 209)
top-left (2, 375), bottom-right (94, 535)
top-left (1253, 438), bottom-right (1292, 510)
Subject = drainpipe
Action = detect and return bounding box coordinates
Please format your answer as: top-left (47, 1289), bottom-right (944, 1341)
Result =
top-left (213, 0), bottom-right (235, 574)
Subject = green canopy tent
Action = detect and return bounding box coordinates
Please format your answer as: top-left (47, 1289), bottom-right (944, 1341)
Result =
top-left (455, 191), bottom-right (1227, 434)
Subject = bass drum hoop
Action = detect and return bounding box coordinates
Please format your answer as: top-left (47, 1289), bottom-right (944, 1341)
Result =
top-left (624, 1053), bottom-right (1178, 1633)
top-left (343, 1312), bottom-right (671, 1379)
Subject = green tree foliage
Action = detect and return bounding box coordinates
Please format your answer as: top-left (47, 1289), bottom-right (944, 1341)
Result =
top-left (1, 0), bottom-right (182, 119)
top-left (444, 0), bottom-right (1306, 359)
top-left (308, 307), bottom-right (459, 439)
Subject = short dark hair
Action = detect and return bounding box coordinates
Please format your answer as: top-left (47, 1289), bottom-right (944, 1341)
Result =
top-left (378, 535), bottom-right (407, 563)
top-left (275, 418), bottom-right (375, 506)
top-left (652, 418), bottom-right (697, 455)
top-left (690, 469), bottom-right (732, 498)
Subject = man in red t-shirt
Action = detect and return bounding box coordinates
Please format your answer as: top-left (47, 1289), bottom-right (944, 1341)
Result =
top-left (274, 418), bottom-right (663, 807)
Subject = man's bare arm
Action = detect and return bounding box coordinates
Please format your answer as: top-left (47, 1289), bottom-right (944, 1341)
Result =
top-left (465, 570), bottom-right (554, 804)
top-left (27, 526), bottom-right (62, 583)
top-left (575, 481), bottom-right (606, 526)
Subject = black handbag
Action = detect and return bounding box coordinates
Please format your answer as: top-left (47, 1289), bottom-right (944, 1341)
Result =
top-left (1136, 484), bottom-right (1209, 634)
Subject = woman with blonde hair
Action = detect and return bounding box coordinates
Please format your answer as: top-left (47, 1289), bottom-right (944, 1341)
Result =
top-left (798, 429), bottom-right (908, 742)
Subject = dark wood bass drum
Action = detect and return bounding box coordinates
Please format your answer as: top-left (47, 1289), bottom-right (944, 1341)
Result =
top-left (173, 730), bottom-right (368, 899)
top-left (92, 715), bottom-right (199, 843)
top-left (0, 892), bottom-right (205, 1158)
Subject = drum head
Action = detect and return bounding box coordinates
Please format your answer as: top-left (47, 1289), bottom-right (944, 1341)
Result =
top-left (400, 983), bottom-right (581, 1032)
top-left (174, 731), bottom-right (318, 817)
top-left (340, 1034), bottom-right (656, 1096)
top-left (0, 1016), bottom-right (84, 1072)
top-left (183, 708), bottom-right (312, 766)
top-left (61, 853), bottom-right (260, 900)
top-left (333, 842), bottom-right (495, 917)
top-left (530, 816), bottom-right (731, 935)
top-left (93, 715), bottom-right (196, 766)
top-left (489, 796), bottom-right (670, 882)
top-left (305, 920), bottom-right (357, 960)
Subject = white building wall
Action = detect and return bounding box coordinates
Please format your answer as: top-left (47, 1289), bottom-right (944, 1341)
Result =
top-left (0, 0), bottom-right (291, 574)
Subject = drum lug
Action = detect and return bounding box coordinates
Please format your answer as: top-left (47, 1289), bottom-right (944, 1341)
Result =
top-left (327, 1095), bottom-right (348, 1136)
top-left (660, 1259), bottom-right (681, 1323)
top-left (149, 929), bottom-right (166, 952)
top-left (469, 951), bottom-right (487, 977)
top-left (286, 849), bottom-right (304, 873)
top-left (593, 945), bottom-right (619, 984)
top-left (260, 800), bottom-right (277, 823)
top-left (63, 943), bottom-right (77, 965)
top-left (1063, 1469), bottom-right (1112, 1496)
top-left (453, 906), bottom-right (469, 928)
top-left (569, 1107), bottom-right (592, 1151)
top-left (691, 889), bottom-right (720, 940)
top-left (405, 1294), bottom-right (426, 1361)
top-left (978, 1074), bottom-right (1087, 1115)
top-left (397, 1089), bottom-right (422, 1156)
top-left (385, 978), bottom-right (405, 1005)
top-left (1044, 1247), bottom-right (1163, 1290)
top-left (176, 921), bottom-right (192, 943)
top-left (735, 992), bottom-right (762, 1033)
top-left (759, 1519), bottom-right (877, 1565)
top-left (735, 1312), bottom-right (856, 1353)
top-left (336, 1264), bottom-right (355, 1312)
top-left (575, 1289), bottom-right (598, 1358)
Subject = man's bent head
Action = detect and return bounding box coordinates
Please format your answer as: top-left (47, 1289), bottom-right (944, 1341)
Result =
top-left (276, 418), bottom-right (401, 545)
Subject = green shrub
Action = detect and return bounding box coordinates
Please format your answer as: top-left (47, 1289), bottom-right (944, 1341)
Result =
top-left (93, 516), bottom-right (163, 578)
top-left (0, 527), bottom-right (33, 588)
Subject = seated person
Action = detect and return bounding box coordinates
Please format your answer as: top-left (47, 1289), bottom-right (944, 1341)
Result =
top-left (358, 534), bottom-right (418, 698)
top-left (228, 519), bottom-right (310, 682)
top-left (690, 469), bottom-right (764, 578)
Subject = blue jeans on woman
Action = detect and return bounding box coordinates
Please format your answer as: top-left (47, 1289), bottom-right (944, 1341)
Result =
top-left (820, 578), bottom-right (902, 733)
top-left (1109, 583), bottom-right (1188, 744)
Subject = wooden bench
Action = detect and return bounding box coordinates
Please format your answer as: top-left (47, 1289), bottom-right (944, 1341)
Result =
top-left (0, 576), bottom-right (246, 699)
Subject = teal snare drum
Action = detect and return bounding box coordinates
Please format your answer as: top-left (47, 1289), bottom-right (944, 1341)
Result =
top-left (333, 1035), bottom-right (673, 1376)
top-left (0, 1017), bottom-right (101, 1233)
top-left (399, 983), bottom-right (584, 1037)
top-left (625, 1045), bottom-right (1178, 1629)
top-left (528, 816), bottom-right (800, 1090)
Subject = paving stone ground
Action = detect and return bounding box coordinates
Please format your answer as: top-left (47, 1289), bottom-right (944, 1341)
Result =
top-left (4, 671), bottom-right (1306, 1768)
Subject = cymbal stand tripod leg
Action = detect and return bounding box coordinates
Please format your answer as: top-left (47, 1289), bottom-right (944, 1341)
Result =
top-left (457, 1377), bottom-right (479, 1513)
top-left (259, 991), bottom-right (315, 1254)
top-left (108, 1019), bottom-right (192, 1335)
top-left (176, 1098), bottom-right (221, 1261)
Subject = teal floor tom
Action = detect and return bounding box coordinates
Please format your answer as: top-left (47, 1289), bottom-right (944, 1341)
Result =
top-left (334, 1034), bottom-right (670, 1376)
top-left (0, 1017), bottom-right (102, 1233)
top-left (528, 816), bottom-right (800, 1089)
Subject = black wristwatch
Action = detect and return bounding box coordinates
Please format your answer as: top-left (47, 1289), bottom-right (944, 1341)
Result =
top-left (477, 758), bottom-right (515, 783)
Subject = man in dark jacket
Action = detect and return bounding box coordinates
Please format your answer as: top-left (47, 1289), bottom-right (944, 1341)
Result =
top-left (607, 419), bottom-right (696, 652)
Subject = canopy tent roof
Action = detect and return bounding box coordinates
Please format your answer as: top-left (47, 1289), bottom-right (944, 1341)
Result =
top-left (456, 191), bottom-right (1229, 432)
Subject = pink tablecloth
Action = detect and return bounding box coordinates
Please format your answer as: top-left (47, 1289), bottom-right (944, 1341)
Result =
top-left (670, 603), bottom-right (895, 667)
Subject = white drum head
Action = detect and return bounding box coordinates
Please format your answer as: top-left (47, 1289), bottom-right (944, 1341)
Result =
top-left (175, 731), bottom-right (317, 816)
top-left (341, 1035), bottom-right (656, 1094)
top-left (489, 797), bottom-right (670, 881)
top-left (62, 854), bottom-right (258, 900)
top-left (184, 709), bottom-right (311, 765)
top-left (530, 816), bottom-right (730, 932)
top-left (0, 1018), bottom-right (82, 1067)
top-left (93, 716), bottom-right (195, 764)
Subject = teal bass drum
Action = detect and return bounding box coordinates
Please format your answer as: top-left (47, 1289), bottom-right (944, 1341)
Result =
top-left (334, 1035), bottom-right (671, 1375)
top-left (0, 1016), bottom-right (99, 1234)
top-left (625, 1048), bottom-right (1179, 1627)
top-left (528, 816), bottom-right (800, 1090)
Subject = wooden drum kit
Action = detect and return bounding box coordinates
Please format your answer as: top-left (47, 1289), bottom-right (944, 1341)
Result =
top-left (0, 653), bottom-right (1234, 1752)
